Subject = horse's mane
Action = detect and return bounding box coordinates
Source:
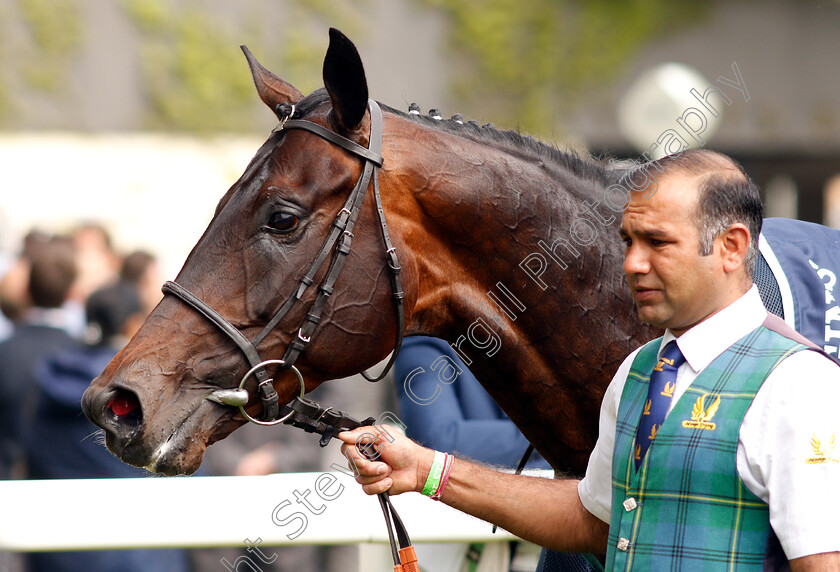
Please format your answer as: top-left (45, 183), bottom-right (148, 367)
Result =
top-left (294, 90), bottom-right (631, 190)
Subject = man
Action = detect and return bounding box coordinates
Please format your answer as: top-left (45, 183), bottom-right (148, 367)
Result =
top-left (339, 149), bottom-right (840, 570)
top-left (0, 237), bottom-right (78, 479)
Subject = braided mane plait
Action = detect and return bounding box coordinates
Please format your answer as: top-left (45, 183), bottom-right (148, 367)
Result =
top-left (382, 101), bottom-right (622, 188)
top-left (289, 89), bottom-right (624, 188)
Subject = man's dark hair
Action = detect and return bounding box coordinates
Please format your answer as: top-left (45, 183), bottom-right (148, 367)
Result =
top-left (28, 238), bottom-right (77, 308)
top-left (620, 149), bottom-right (763, 275)
top-left (85, 282), bottom-right (142, 344)
top-left (120, 251), bottom-right (156, 284)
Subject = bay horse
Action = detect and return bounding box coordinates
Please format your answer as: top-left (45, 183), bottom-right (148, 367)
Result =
top-left (82, 28), bottom-right (658, 477)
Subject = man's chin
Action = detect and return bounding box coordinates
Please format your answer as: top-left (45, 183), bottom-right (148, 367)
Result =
top-left (635, 306), bottom-right (669, 330)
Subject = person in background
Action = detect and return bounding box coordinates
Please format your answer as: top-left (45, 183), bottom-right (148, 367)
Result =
top-left (394, 336), bottom-right (597, 572)
top-left (0, 230), bottom-right (53, 331)
top-left (69, 223), bottom-right (120, 303)
top-left (65, 223), bottom-right (121, 339)
top-left (0, 237), bottom-right (78, 480)
top-left (0, 243), bottom-right (18, 342)
top-left (120, 249), bottom-right (165, 315)
top-left (0, 209), bottom-right (17, 341)
top-left (23, 278), bottom-right (192, 572)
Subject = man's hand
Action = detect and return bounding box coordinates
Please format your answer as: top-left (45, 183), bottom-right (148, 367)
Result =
top-left (340, 424), bottom-right (608, 553)
top-left (338, 425), bottom-right (434, 496)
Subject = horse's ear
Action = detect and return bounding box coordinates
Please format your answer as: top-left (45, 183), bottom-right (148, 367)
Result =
top-left (323, 28), bottom-right (369, 131)
top-left (241, 45), bottom-right (304, 110)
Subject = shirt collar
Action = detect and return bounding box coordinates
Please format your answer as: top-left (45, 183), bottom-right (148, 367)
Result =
top-left (659, 284), bottom-right (767, 373)
top-left (23, 307), bottom-right (71, 330)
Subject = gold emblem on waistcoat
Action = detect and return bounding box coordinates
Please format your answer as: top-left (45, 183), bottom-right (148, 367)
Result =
top-left (642, 399), bottom-right (652, 415)
top-left (660, 381), bottom-right (675, 398)
top-left (807, 433), bottom-right (839, 464)
top-left (648, 424), bottom-right (659, 440)
top-left (681, 393), bottom-right (720, 430)
top-left (635, 443), bottom-right (641, 460)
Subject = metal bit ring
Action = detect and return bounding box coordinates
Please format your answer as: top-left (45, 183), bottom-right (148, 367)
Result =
top-left (237, 360), bottom-right (305, 426)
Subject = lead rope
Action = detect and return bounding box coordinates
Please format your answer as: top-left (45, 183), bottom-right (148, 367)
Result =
top-left (278, 398), bottom-right (417, 570)
top-left (292, 401), bottom-right (418, 572)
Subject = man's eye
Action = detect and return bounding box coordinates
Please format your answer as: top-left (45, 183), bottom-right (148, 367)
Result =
top-left (265, 212), bottom-right (300, 233)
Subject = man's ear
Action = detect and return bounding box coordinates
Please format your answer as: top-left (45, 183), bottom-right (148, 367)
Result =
top-left (718, 223), bottom-right (751, 274)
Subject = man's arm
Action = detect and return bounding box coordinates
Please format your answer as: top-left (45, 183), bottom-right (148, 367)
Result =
top-left (790, 552), bottom-right (840, 572)
top-left (337, 425), bottom-right (608, 553)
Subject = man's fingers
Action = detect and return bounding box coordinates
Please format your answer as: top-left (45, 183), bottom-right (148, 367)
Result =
top-left (361, 461), bottom-right (389, 478)
top-left (338, 425), bottom-right (400, 446)
top-left (337, 427), bottom-right (367, 443)
top-left (362, 478), bottom-right (393, 496)
top-left (339, 442), bottom-right (389, 473)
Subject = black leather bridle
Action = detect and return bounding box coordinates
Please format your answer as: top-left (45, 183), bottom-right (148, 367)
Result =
top-left (161, 99), bottom-right (405, 425)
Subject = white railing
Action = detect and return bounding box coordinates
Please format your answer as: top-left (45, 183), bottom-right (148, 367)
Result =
top-left (0, 472), bottom-right (519, 568)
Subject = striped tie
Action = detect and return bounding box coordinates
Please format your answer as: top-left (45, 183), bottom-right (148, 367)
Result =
top-left (634, 340), bottom-right (685, 470)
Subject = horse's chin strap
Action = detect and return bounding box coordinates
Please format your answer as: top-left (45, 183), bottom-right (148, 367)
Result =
top-left (161, 99), bottom-right (404, 422)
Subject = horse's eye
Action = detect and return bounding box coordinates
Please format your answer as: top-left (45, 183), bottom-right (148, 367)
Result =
top-left (265, 212), bottom-right (300, 234)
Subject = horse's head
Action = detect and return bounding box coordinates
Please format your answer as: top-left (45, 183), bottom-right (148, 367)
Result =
top-left (82, 29), bottom-right (413, 475)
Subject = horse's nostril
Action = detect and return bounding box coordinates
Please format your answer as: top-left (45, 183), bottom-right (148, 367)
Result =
top-left (106, 388), bottom-right (143, 427)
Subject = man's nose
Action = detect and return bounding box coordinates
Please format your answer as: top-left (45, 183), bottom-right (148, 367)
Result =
top-left (623, 243), bottom-right (651, 276)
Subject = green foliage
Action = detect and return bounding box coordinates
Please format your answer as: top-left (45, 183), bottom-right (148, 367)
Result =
top-left (278, 0), bottom-right (368, 96)
top-left (419, 0), bottom-right (708, 135)
top-left (0, 0), bottom-right (83, 125)
top-left (18, 0), bottom-right (83, 91)
top-left (124, 0), bottom-right (167, 30)
top-left (124, 0), bottom-right (369, 133)
top-left (124, 0), bottom-right (258, 132)
top-left (0, 3), bottom-right (9, 122)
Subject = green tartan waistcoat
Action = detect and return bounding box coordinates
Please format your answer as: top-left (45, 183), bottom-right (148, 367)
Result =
top-left (606, 323), bottom-right (806, 571)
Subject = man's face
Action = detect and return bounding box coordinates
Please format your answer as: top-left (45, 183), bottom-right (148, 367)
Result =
top-left (619, 174), bottom-right (725, 336)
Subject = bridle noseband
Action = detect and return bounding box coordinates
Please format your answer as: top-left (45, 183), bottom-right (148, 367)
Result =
top-left (161, 100), bottom-right (405, 425)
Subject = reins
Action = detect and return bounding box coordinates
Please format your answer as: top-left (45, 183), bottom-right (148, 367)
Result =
top-left (161, 100), bottom-right (417, 571)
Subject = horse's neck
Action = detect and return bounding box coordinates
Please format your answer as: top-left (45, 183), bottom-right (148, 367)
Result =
top-left (384, 119), bottom-right (655, 473)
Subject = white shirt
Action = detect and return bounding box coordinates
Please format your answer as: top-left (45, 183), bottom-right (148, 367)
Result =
top-left (578, 285), bottom-right (840, 559)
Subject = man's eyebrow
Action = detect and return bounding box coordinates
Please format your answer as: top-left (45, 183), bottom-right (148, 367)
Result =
top-left (619, 227), bottom-right (669, 239)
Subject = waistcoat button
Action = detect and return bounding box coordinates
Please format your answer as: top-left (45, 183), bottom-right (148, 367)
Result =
top-left (622, 497), bottom-right (637, 511)
top-left (617, 537), bottom-right (630, 551)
